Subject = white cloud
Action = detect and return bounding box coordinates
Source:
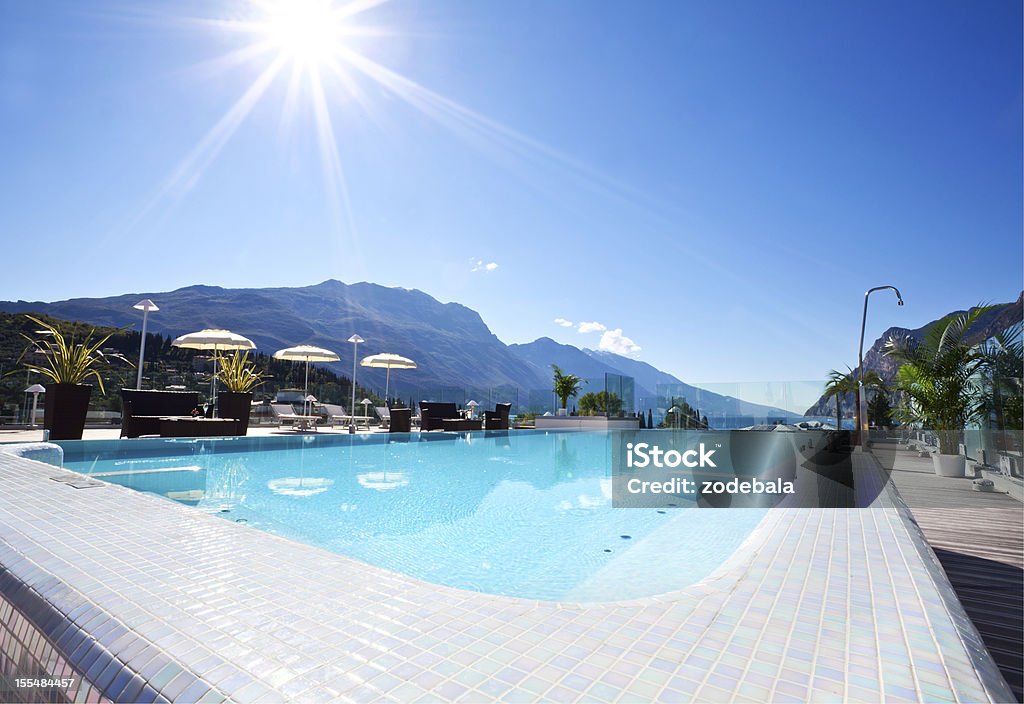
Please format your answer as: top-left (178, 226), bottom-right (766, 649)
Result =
top-left (553, 318), bottom-right (573, 328)
top-left (470, 259), bottom-right (499, 273)
top-left (599, 329), bottom-right (642, 356)
top-left (577, 321), bottom-right (607, 334)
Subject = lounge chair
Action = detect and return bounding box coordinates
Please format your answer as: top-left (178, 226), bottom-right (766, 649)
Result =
top-left (484, 403), bottom-right (512, 430)
top-left (270, 403), bottom-right (320, 431)
top-left (375, 406), bottom-right (391, 429)
top-left (320, 404), bottom-right (359, 427)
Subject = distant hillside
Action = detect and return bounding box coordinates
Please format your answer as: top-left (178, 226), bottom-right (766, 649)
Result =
top-left (0, 311), bottom-right (374, 415)
top-left (508, 337), bottom-right (637, 391)
top-left (0, 280), bottom-right (546, 397)
top-left (0, 279), bottom-right (825, 421)
top-left (584, 349), bottom-right (699, 400)
top-left (804, 293), bottom-right (1024, 417)
top-left (509, 338), bottom-right (798, 423)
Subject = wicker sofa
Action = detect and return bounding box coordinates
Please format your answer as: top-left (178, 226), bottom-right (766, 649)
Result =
top-left (120, 389), bottom-right (204, 438)
top-left (419, 402), bottom-right (459, 431)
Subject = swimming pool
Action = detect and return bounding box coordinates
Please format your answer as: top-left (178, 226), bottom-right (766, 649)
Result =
top-left (60, 431), bottom-right (766, 601)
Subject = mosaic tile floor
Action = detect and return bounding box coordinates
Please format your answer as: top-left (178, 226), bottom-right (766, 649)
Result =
top-left (0, 451), bottom-right (1014, 702)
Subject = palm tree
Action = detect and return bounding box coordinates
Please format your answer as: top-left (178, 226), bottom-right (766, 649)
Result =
top-left (824, 366), bottom-right (884, 433)
top-left (551, 364), bottom-right (584, 411)
top-left (823, 368), bottom-right (857, 430)
top-left (884, 307), bottom-right (991, 455)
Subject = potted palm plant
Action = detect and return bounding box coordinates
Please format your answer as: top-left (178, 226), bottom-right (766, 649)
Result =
top-left (216, 351), bottom-right (265, 435)
top-left (18, 315), bottom-right (127, 440)
top-left (885, 307), bottom-right (990, 477)
top-left (551, 365), bottom-right (584, 416)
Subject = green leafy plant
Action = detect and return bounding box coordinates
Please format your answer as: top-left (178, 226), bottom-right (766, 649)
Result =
top-left (578, 390), bottom-right (622, 416)
top-left (885, 306), bottom-right (992, 454)
top-left (823, 366), bottom-right (883, 431)
top-left (216, 351), bottom-right (266, 393)
top-left (867, 389), bottom-right (893, 428)
top-left (658, 396), bottom-right (706, 429)
top-left (17, 315), bottom-right (128, 395)
top-left (551, 364), bottom-right (584, 410)
top-left (823, 369), bottom-right (856, 430)
top-left (514, 411), bottom-right (537, 426)
top-left (978, 322), bottom-right (1023, 443)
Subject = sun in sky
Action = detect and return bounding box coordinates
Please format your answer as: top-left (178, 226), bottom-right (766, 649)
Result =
top-left (135, 0), bottom-right (641, 257)
top-left (260, 0), bottom-right (351, 64)
top-left (144, 0), bottom-right (393, 245)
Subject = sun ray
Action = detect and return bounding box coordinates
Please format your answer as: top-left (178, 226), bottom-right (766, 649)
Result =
top-left (335, 47), bottom-right (683, 221)
top-left (307, 62), bottom-right (363, 264)
top-left (175, 40), bottom-right (279, 82)
top-left (101, 0), bottom-right (723, 282)
top-left (110, 54), bottom-right (288, 243)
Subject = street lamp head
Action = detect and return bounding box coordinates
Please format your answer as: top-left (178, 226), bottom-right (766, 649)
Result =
top-left (133, 299), bottom-right (159, 313)
top-left (348, 334), bottom-right (364, 344)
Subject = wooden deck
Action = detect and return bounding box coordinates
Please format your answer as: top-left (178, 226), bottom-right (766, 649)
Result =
top-left (872, 441), bottom-right (1024, 702)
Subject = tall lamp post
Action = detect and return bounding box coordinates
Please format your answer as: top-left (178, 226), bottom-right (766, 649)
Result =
top-left (348, 334), bottom-right (364, 434)
top-left (133, 299), bottom-right (159, 390)
top-left (858, 286), bottom-right (903, 450)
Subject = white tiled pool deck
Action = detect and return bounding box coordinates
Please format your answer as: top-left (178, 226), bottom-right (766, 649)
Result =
top-left (0, 449), bottom-right (1014, 703)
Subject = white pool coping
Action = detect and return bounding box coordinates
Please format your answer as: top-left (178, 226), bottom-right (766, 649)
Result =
top-left (0, 449), bottom-right (1014, 703)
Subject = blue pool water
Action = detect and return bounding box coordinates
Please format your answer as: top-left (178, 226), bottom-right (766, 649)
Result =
top-left (60, 431), bottom-right (766, 601)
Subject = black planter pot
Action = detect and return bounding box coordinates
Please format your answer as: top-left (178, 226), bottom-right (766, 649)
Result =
top-left (43, 383), bottom-right (92, 440)
top-left (217, 391), bottom-right (253, 436)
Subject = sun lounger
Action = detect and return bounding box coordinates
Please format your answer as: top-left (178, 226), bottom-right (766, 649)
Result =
top-left (375, 406), bottom-right (391, 429)
top-left (323, 404), bottom-right (369, 428)
top-left (270, 403), bottom-right (320, 431)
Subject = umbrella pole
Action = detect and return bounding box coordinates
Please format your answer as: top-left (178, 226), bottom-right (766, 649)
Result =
top-left (385, 366), bottom-right (391, 407)
top-left (304, 358), bottom-right (310, 415)
top-left (212, 346), bottom-right (219, 417)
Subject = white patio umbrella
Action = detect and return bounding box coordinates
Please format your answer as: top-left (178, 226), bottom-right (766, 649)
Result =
top-left (171, 329), bottom-right (256, 415)
top-left (360, 353), bottom-right (417, 404)
top-left (273, 345), bottom-right (340, 415)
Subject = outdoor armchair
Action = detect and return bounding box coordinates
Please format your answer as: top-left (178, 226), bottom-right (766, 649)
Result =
top-left (484, 403), bottom-right (512, 430)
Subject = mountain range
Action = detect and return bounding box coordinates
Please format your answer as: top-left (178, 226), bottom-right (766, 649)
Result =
top-left (804, 293), bottom-right (1023, 417)
top-left (0, 280), bottom-right (796, 420)
top-left (11, 280), bottom-right (1015, 422)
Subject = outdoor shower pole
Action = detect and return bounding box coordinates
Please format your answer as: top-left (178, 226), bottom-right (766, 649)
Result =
top-left (348, 334), bottom-right (364, 434)
top-left (858, 286), bottom-right (903, 450)
top-left (133, 299), bottom-right (159, 390)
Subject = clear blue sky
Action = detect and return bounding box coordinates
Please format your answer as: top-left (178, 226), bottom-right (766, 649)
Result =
top-left (1, 0), bottom-right (1021, 410)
